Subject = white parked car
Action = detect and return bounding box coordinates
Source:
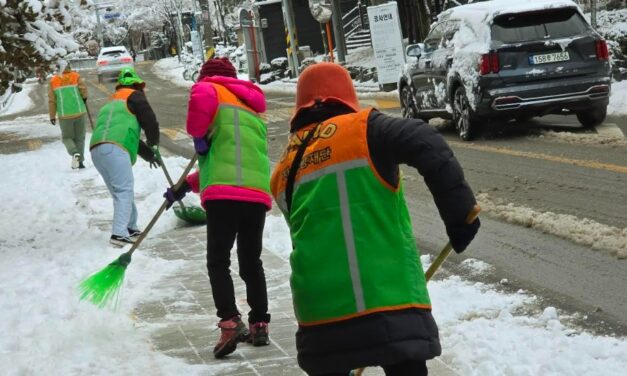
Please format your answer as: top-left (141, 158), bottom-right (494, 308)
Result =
top-left (96, 46), bottom-right (134, 83)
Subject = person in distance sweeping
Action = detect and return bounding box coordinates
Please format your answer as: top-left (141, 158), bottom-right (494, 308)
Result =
top-left (269, 63), bottom-right (480, 376)
top-left (163, 57), bottom-right (272, 358)
top-left (90, 68), bottom-right (161, 247)
top-left (48, 60), bottom-right (88, 169)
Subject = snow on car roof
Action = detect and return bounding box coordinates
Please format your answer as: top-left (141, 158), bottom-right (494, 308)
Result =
top-left (440, 0), bottom-right (580, 23)
top-left (100, 46), bottom-right (128, 53)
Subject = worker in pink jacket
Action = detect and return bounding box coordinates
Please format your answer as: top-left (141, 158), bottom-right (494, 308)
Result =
top-left (164, 58), bottom-right (272, 359)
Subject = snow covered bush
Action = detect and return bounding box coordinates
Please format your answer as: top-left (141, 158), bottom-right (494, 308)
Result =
top-left (0, 0), bottom-right (79, 95)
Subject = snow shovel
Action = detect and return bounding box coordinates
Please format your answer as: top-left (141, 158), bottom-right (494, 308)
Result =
top-left (160, 160), bottom-right (207, 225)
top-left (351, 205), bottom-right (481, 376)
top-left (78, 154), bottom-right (199, 308)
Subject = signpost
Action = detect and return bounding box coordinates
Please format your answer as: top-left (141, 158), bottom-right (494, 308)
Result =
top-left (367, 2), bottom-right (405, 88)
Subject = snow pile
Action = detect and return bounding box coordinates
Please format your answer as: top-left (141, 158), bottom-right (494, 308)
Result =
top-left (476, 193), bottom-right (627, 258)
top-left (153, 58), bottom-right (192, 89)
top-left (460, 258), bottom-right (494, 275)
top-left (0, 116), bottom-right (203, 374)
top-left (535, 129), bottom-right (627, 146)
top-left (263, 215), bottom-right (292, 261)
top-left (609, 80), bottom-right (627, 116)
top-left (0, 82), bottom-right (36, 116)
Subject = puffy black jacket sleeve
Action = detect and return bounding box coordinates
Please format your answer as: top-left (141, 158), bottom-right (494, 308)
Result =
top-left (127, 90), bottom-right (160, 146)
top-left (366, 110), bottom-right (476, 228)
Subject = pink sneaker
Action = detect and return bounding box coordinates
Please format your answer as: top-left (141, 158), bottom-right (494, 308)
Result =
top-left (213, 316), bottom-right (250, 358)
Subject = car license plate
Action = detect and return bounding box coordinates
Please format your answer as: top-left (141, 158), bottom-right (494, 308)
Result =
top-left (529, 52), bottom-right (570, 65)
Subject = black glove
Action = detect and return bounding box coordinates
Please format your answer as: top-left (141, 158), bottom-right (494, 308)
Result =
top-left (50, 119), bottom-right (56, 126)
top-left (141, 151), bottom-right (162, 168)
top-left (163, 181), bottom-right (192, 209)
top-left (447, 218), bottom-right (480, 254)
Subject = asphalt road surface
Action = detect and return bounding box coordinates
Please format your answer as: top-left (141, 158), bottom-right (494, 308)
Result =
top-left (6, 61), bottom-right (626, 336)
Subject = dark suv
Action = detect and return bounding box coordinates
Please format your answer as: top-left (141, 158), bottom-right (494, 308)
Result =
top-left (398, 0), bottom-right (612, 140)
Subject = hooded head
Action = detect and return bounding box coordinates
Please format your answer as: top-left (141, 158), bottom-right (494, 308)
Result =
top-left (198, 57), bottom-right (237, 80)
top-left (291, 63), bottom-right (359, 128)
top-left (117, 67), bottom-right (145, 89)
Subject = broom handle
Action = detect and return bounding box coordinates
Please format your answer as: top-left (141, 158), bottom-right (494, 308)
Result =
top-left (352, 205), bottom-right (481, 376)
top-left (424, 204), bottom-right (481, 281)
top-left (85, 103), bottom-right (94, 131)
top-left (123, 153), bottom-right (198, 258)
top-left (160, 161), bottom-right (186, 209)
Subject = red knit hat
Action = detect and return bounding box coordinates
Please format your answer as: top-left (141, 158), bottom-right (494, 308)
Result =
top-left (198, 57), bottom-right (237, 80)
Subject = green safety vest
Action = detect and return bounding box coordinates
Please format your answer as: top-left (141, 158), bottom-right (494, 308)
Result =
top-left (198, 83), bottom-right (270, 194)
top-left (270, 109), bottom-right (431, 326)
top-left (89, 88), bottom-right (141, 164)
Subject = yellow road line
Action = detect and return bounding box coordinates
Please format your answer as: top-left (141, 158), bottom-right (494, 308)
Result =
top-left (375, 99), bottom-right (400, 109)
top-left (450, 141), bottom-right (627, 174)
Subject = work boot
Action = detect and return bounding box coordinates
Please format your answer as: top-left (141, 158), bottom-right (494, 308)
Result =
top-left (247, 322), bottom-right (269, 346)
top-left (71, 154), bottom-right (80, 169)
top-left (213, 316), bottom-right (249, 358)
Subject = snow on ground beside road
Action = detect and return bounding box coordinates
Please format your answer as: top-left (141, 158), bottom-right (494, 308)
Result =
top-left (0, 82), bottom-right (36, 116)
top-left (153, 57), bottom-right (193, 89)
top-left (535, 129), bottom-right (627, 146)
top-left (477, 193), bottom-right (627, 259)
top-left (152, 57), bottom-right (390, 96)
top-left (2, 113), bottom-right (626, 374)
top-left (609, 80), bottom-right (627, 116)
top-left (0, 116), bottom-right (204, 375)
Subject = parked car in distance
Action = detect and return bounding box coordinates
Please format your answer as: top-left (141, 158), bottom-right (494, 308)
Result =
top-left (96, 46), bottom-right (134, 84)
top-left (398, 0), bottom-right (612, 140)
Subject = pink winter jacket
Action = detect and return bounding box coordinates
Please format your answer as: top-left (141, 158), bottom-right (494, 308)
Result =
top-left (185, 76), bottom-right (272, 210)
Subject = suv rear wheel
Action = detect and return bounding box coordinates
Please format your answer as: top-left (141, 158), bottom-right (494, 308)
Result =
top-left (576, 106), bottom-right (607, 129)
top-left (453, 86), bottom-right (476, 141)
top-left (400, 85), bottom-right (417, 119)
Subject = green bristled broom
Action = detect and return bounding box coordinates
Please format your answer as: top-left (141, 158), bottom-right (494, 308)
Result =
top-left (78, 154), bottom-right (198, 308)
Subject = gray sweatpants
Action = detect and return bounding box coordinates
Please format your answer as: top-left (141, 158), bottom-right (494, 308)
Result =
top-left (59, 114), bottom-right (86, 162)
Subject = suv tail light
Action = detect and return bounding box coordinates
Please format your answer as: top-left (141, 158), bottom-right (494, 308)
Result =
top-left (595, 40), bottom-right (609, 61)
top-left (120, 57), bottom-right (133, 63)
top-left (480, 53), bottom-right (500, 75)
top-left (97, 60), bottom-right (108, 66)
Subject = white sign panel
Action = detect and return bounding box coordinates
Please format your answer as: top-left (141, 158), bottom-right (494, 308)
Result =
top-left (367, 2), bottom-right (405, 85)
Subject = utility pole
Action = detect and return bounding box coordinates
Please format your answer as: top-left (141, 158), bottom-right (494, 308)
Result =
top-left (330, 0), bottom-right (346, 62)
top-left (282, 0), bottom-right (300, 76)
top-left (93, 1), bottom-right (105, 47)
top-left (591, 0), bottom-right (597, 28)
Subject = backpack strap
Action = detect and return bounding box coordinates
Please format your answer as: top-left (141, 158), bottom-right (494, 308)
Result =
top-left (285, 124), bottom-right (318, 213)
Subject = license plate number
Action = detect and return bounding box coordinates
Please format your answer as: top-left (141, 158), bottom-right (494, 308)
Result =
top-left (529, 52), bottom-right (570, 65)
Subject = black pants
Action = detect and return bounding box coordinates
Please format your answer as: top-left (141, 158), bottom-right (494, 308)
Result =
top-left (315, 359), bottom-right (428, 376)
top-left (205, 200), bottom-right (270, 323)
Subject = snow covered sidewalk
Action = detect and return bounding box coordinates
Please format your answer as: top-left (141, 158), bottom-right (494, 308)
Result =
top-left (1, 115), bottom-right (626, 375)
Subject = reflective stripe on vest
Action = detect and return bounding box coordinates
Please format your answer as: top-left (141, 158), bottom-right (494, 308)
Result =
top-left (270, 108), bottom-right (431, 326)
top-left (50, 72), bottom-right (85, 117)
top-left (89, 88), bottom-right (141, 164)
top-left (198, 83), bottom-right (270, 194)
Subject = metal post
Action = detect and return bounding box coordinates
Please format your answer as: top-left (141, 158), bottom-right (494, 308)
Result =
top-left (591, 0), bottom-right (597, 28)
top-left (94, 3), bottom-right (104, 47)
top-left (331, 0), bottom-right (346, 62)
top-left (282, 0), bottom-right (300, 77)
